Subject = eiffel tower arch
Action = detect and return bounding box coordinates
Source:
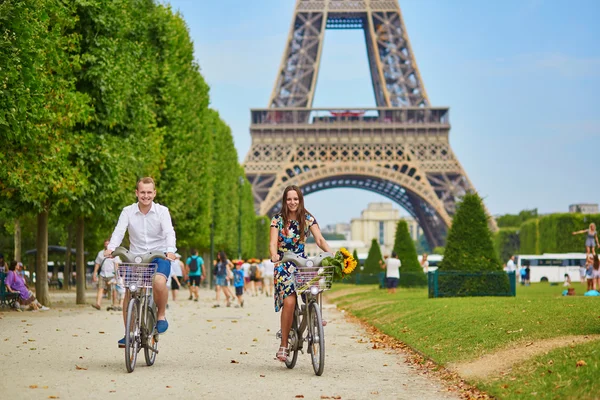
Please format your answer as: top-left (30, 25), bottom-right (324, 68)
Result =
top-left (243, 0), bottom-right (495, 248)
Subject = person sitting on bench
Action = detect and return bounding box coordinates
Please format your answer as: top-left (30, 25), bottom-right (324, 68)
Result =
top-left (5, 261), bottom-right (49, 311)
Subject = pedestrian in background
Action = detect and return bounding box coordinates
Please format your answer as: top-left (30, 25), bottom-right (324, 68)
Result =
top-left (381, 251), bottom-right (401, 294)
top-left (262, 258), bottom-right (274, 297)
top-left (91, 239), bottom-right (121, 311)
top-left (186, 249), bottom-right (204, 302)
top-left (213, 251), bottom-right (234, 307)
top-left (572, 223), bottom-right (599, 256)
top-left (233, 262), bottom-right (245, 308)
top-left (420, 253), bottom-right (429, 274)
top-left (169, 254), bottom-right (183, 302)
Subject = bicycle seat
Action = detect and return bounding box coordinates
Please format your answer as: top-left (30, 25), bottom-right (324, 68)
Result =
top-left (281, 252), bottom-right (334, 268)
top-left (112, 247), bottom-right (167, 264)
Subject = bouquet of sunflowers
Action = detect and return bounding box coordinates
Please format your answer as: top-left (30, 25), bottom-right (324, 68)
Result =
top-left (322, 247), bottom-right (358, 279)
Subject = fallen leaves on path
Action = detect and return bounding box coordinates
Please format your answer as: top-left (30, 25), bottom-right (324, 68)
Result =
top-left (230, 360), bottom-right (239, 364)
top-left (343, 313), bottom-right (492, 400)
top-left (240, 351), bottom-right (248, 355)
top-left (576, 360), bottom-right (587, 367)
top-left (29, 385), bottom-right (38, 389)
top-left (295, 396), bottom-right (304, 398)
top-left (75, 365), bottom-right (87, 370)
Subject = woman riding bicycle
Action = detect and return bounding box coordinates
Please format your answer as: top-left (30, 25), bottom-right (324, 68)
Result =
top-left (269, 185), bottom-right (332, 362)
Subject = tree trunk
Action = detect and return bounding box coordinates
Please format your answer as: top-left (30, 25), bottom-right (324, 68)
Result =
top-left (14, 218), bottom-right (22, 262)
top-left (76, 216), bottom-right (86, 304)
top-left (64, 223), bottom-right (74, 291)
top-left (36, 210), bottom-right (50, 306)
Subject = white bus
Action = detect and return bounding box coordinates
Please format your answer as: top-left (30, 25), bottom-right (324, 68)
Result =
top-left (515, 253), bottom-right (587, 283)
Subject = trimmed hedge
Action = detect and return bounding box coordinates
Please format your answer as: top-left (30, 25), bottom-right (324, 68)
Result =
top-left (364, 238), bottom-right (383, 275)
top-left (519, 213), bottom-right (600, 254)
top-left (519, 219), bottom-right (539, 254)
top-left (394, 220), bottom-right (427, 287)
top-left (494, 228), bottom-right (520, 263)
top-left (439, 193), bottom-right (509, 296)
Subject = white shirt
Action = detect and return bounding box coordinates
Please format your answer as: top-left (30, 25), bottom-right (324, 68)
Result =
top-left (262, 260), bottom-right (275, 277)
top-left (94, 250), bottom-right (121, 278)
top-left (506, 259), bottom-right (516, 273)
top-left (386, 258), bottom-right (401, 278)
top-left (170, 259), bottom-right (183, 277)
top-left (242, 262), bottom-right (250, 275)
top-left (108, 202), bottom-right (177, 255)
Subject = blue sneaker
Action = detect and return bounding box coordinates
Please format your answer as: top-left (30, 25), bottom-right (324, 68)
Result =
top-left (118, 337), bottom-right (126, 348)
top-left (156, 319), bottom-right (169, 334)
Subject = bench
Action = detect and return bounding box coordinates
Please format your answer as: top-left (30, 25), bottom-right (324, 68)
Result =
top-left (0, 272), bottom-right (21, 308)
top-left (48, 280), bottom-right (63, 290)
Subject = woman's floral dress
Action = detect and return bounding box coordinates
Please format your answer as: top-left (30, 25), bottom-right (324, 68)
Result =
top-left (270, 213), bottom-right (317, 312)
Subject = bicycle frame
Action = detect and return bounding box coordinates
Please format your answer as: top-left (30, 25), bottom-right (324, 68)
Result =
top-left (279, 252), bottom-right (333, 375)
top-left (113, 247), bottom-right (165, 373)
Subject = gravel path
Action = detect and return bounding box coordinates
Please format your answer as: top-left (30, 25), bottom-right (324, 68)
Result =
top-left (0, 289), bottom-right (458, 400)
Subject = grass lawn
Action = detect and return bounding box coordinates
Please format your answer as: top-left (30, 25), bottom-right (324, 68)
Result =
top-left (326, 282), bottom-right (600, 399)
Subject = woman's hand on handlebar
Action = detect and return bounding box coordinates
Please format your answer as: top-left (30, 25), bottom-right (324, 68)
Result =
top-left (271, 254), bottom-right (280, 263)
top-left (166, 252), bottom-right (176, 261)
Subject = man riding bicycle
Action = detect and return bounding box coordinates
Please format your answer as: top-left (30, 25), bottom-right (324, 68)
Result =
top-left (104, 177), bottom-right (177, 347)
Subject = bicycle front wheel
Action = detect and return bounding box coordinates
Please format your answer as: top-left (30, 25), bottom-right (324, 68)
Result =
top-left (308, 301), bottom-right (325, 376)
top-left (125, 298), bottom-right (140, 373)
top-left (144, 303), bottom-right (158, 366)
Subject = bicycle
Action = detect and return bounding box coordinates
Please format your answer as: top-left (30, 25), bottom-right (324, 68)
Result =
top-left (113, 247), bottom-right (166, 373)
top-left (276, 252), bottom-right (334, 376)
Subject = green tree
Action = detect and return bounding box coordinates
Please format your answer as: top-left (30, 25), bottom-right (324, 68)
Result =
top-left (150, 4), bottom-right (213, 251)
top-left (439, 193), bottom-right (509, 296)
top-left (432, 246), bottom-right (445, 255)
top-left (496, 209), bottom-right (538, 228)
top-left (0, 0), bottom-right (91, 305)
top-left (394, 221), bottom-right (427, 287)
top-left (352, 249), bottom-right (360, 267)
top-left (255, 216), bottom-right (270, 259)
top-left (363, 238), bottom-right (383, 275)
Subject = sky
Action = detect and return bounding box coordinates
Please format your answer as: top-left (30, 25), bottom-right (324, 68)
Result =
top-left (167, 0), bottom-right (600, 227)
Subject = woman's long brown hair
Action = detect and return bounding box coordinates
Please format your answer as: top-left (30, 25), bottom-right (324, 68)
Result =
top-left (280, 185), bottom-right (312, 242)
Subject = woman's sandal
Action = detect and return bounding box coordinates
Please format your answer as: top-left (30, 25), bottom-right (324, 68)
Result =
top-left (275, 346), bottom-right (288, 362)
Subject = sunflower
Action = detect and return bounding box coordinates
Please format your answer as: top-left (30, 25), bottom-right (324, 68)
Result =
top-left (340, 247), bottom-right (352, 259)
top-left (343, 257), bottom-right (357, 274)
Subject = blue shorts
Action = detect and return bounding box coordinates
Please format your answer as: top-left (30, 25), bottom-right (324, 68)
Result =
top-left (386, 277), bottom-right (399, 289)
top-left (215, 276), bottom-right (226, 286)
top-left (153, 258), bottom-right (171, 280)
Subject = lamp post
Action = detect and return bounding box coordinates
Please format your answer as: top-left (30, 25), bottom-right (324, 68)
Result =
top-left (238, 176), bottom-right (244, 260)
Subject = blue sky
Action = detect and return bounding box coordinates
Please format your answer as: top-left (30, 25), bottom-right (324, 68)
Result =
top-left (167, 0), bottom-right (600, 226)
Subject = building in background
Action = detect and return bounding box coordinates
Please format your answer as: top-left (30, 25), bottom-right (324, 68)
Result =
top-left (350, 202), bottom-right (422, 256)
top-left (321, 223), bottom-right (351, 240)
top-left (569, 204), bottom-right (599, 214)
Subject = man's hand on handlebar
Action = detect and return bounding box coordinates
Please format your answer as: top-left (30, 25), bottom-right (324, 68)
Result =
top-left (104, 249), bottom-right (113, 258)
top-left (166, 252), bottom-right (176, 261)
top-left (271, 254), bottom-right (280, 264)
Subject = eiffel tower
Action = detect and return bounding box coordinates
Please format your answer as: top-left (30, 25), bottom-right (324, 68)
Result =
top-left (243, 0), bottom-right (495, 248)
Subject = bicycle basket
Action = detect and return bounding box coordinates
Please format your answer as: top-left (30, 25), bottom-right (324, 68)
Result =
top-left (117, 263), bottom-right (157, 288)
top-left (294, 265), bottom-right (334, 293)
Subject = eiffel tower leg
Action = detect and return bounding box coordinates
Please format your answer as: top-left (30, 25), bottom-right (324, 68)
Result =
top-left (269, 8), bottom-right (326, 109)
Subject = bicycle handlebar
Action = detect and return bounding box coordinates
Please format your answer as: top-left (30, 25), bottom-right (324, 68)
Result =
top-left (280, 252), bottom-right (334, 268)
top-left (112, 246), bottom-right (167, 264)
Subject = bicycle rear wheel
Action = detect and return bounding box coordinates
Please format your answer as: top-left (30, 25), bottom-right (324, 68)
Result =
top-left (285, 308), bottom-right (300, 369)
top-left (125, 297), bottom-right (140, 373)
top-left (308, 301), bottom-right (325, 376)
top-left (144, 303), bottom-right (158, 366)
